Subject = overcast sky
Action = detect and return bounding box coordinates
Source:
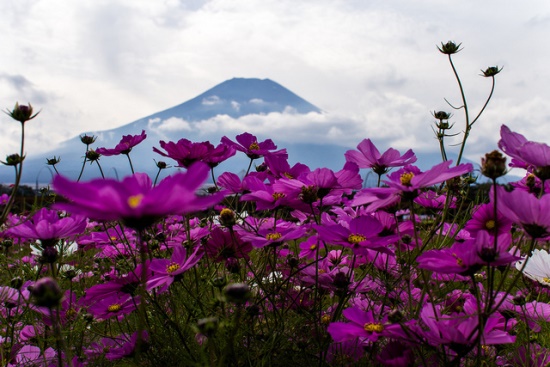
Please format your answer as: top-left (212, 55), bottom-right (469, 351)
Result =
top-left (2, 0), bottom-right (550, 165)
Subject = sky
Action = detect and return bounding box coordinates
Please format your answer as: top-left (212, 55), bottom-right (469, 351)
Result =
top-left (2, 0), bottom-right (550, 167)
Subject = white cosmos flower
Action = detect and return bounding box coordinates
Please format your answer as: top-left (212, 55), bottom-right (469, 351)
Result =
top-left (516, 249), bottom-right (550, 286)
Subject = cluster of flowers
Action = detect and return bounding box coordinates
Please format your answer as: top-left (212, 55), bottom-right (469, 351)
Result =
top-left (2, 124), bottom-right (550, 366)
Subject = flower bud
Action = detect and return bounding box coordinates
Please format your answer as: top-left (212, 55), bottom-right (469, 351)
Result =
top-left (6, 102), bottom-right (39, 123)
top-left (46, 156), bottom-right (60, 166)
top-left (85, 150), bottom-right (100, 162)
top-left (481, 150), bottom-right (507, 179)
top-left (481, 66), bottom-right (502, 77)
top-left (30, 277), bottom-right (63, 308)
top-left (432, 111), bottom-right (452, 120)
top-left (223, 283), bottom-right (251, 304)
top-left (155, 160), bottom-right (168, 169)
top-left (437, 41), bottom-right (462, 55)
top-left (80, 134), bottom-right (97, 145)
top-left (2, 154), bottom-right (24, 166)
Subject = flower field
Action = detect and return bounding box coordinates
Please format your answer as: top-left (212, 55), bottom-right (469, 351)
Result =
top-left (1, 43), bottom-right (550, 366)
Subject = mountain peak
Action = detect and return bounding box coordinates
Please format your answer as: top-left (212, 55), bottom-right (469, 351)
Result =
top-left (170, 77), bottom-right (321, 120)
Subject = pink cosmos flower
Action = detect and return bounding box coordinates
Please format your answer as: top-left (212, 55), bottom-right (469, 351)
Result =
top-left (154, 139), bottom-right (235, 168)
top-left (498, 124), bottom-right (550, 175)
top-left (6, 207), bottom-right (87, 244)
top-left (496, 186), bottom-right (550, 239)
top-left (327, 306), bottom-right (405, 343)
top-left (204, 226), bottom-right (252, 262)
top-left (52, 162), bottom-right (223, 229)
top-left (147, 245), bottom-right (204, 292)
top-left (352, 161), bottom-right (473, 212)
top-left (96, 130), bottom-right (147, 156)
top-left (221, 132), bottom-right (285, 159)
top-left (464, 203), bottom-right (513, 237)
top-left (345, 138), bottom-right (417, 175)
top-left (87, 293), bottom-right (139, 321)
top-left (419, 302), bottom-right (515, 348)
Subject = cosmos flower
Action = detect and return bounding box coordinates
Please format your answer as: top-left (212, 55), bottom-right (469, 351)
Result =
top-left (147, 245), bottom-right (204, 292)
top-left (154, 139), bottom-right (235, 168)
top-left (6, 207), bottom-right (87, 245)
top-left (86, 293), bottom-right (139, 321)
top-left (352, 161), bottom-right (473, 211)
top-left (96, 130), bottom-right (147, 156)
top-left (52, 162), bottom-right (224, 229)
top-left (345, 138), bottom-right (417, 175)
top-left (515, 249), bottom-right (550, 286)
top-left (221, 132), bottom-right (286, 159)
top-left (327, 306), bottom-right (405, 343)
top-left (496, 186), bottom-right (550, 239)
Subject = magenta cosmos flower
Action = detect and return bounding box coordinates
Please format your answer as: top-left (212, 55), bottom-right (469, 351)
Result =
top-left (154, 139), bottom-right (236, 168)
top-left (52, 162), bottom-right (224, 229)
top-left (96, 130), bottom-right (147, 156)
top-left (352, 161), bottom-right (472, 212)
top-left (221, 132), bottom-right (285, 159)
top-left (345, 138), bottom-right (417, 175)
top-left (147, 245), bottom-right (204, 293)
top-left (6, 207), bottom-right (87, 245)
top-left (496, 186), bottom-right (550, 239)
top-left (327, 306), bottom-right (405, 343)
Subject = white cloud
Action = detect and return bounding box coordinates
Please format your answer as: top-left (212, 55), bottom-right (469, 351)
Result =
top-left (202, 95), bottom-right (222, 106)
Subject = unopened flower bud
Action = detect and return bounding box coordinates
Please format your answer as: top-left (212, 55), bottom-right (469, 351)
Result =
top-left (2, 154), bottom-right (24, 166)
top-left (85, 150), bottom-right (100, 161)
top-left (481, 150), bottom-right (507, 179)
top-left (433, 111), bottom-right (452, 120)
top-left (481, 66), bottom-right (502, 77)
top-left (223, 283), bottom-right (251, 304)
top-left (46, 156), bottom-right (60, 166)
top-left (155, 160), bottom-right (168, 169)
top-left (80, 134), bottom-right (97, 145)
top-left (6, 102), bottom-right (39, 123)
top-left (437, 41), bottom-right (462, 55)
top-left (30, 277), bottom-right (63, 308)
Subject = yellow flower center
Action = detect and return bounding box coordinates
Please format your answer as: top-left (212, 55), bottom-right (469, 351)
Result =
top-left (310, 244), bottom-right (317, 250)
top-left (348, 234), bottom-right (366, 244)
top-left (249, 142), bottom-right (260, 151)
top-left (543, 277), bottom-right (550, 284)
top-left (272, 192), bottom-right (286, 200)
top-left (283, 172), bottom-right (294, 179)
top-left (266, 232), bottom-right (282, 241)
top-left (166, 262), bottom-right (180, 274)
top-left (127, 194), bottom-right (144, 209)
top-left (485, 220), bottom-right (495, 230)
top-left (400, 172), bottom-right (414, 186)
top-left (108, 303), bottom-right (122, 312)
top-left (321, 314), bottom-right (331, 324)
top-left (220, 208), bottom-right (234, 217)
top-left (364, 322), bottom-right (384, 333)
